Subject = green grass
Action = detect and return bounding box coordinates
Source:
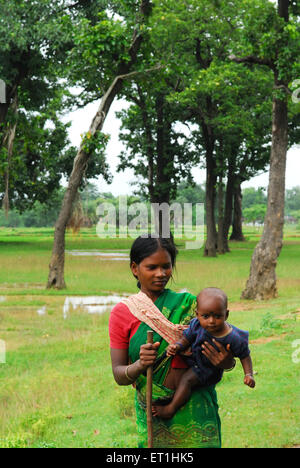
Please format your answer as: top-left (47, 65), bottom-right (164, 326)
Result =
top-left (0, 226), bottom-right (299, 447)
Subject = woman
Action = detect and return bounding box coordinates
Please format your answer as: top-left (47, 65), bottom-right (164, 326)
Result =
top-left (109, 235), bottom-right (234, 448)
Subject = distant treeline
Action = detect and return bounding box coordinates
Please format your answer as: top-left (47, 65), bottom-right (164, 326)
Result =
top-left (1, 183), bottom-right (299, 229)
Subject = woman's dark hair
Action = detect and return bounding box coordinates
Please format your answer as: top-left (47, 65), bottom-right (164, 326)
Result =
top-left (130, 235), bottom-right (178, 288)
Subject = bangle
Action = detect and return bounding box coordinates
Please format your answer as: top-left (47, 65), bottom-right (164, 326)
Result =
top-left (245, 373), bottom-right (254, 377)
top-left (224, 358), bottom-right (236, 372)
top-left (125, 365), bottom-right (135, 382)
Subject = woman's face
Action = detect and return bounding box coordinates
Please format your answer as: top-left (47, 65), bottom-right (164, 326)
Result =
top-left (131, 248), bottom-right (173, 300)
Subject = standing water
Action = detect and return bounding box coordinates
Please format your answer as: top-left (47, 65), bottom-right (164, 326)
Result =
top-left (63, 295), bottom-right (127, 319)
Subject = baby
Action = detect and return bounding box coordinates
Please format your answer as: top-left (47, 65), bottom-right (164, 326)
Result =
top-left (152, 287), bottom-right (255, 419)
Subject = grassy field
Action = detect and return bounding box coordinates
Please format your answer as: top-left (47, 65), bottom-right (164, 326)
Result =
top-left (0, 226), bottom-right (299, 448)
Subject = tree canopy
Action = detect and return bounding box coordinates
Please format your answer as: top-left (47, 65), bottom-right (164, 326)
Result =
top-left (0, 0), bottom-right (111, 210)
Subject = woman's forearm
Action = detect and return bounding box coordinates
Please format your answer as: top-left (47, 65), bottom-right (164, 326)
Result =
top-left (113, 359), bottom-right (146, 386)
top-left (111, 342), bottom-right (160, 386)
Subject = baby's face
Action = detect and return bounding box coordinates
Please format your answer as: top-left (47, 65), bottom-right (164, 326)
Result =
top-left (196, 294), bottom-right (228, 334)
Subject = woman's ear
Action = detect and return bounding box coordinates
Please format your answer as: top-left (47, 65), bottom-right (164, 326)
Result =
top-left (130, 261), bottom-right (138, 279)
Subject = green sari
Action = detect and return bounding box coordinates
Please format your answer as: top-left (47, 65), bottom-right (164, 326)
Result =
top-left (128, 289), bottom-right (221, 448)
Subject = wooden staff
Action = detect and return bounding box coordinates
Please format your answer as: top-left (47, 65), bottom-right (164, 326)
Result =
top-left (146, 330), bottom-right (154, 448)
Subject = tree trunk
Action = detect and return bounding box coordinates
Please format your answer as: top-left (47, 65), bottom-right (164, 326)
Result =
top-left (241, 96), bottom-right (288, 299)
top-left (204, 147), bottom-right (217, 257)
top-left (217, 175), bottom-right (226, 254)
top-left (241, 0), bottom-right (289, 300)
top-left (47, 0), bottom-right (151, 289)
top-left (0, 55), bottom-right (30, 134)
top-left (278, 0), bottom-right (289, 21)
top-left (47, 77), bottom-right (124, 288)
top-left (0, 102), bottom-right (9, 128)
top-left (2, 94), bottom-right (18, 215)
top-left (223, 159), bottom-right (235, 252)
top-left (137, 86), bottom-right (155, 203)
top-left (0, 85), bottom-right (13, 147)
top-left (230, 182), bottom-right (245, 241)
top-left (152, 94), bottom-right (172, 237)
top-left (0, 84), bottom-right (17, 127)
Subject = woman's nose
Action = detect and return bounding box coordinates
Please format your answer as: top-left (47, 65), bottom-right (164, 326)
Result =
top-left (156, 267), bottom-right (166, 277)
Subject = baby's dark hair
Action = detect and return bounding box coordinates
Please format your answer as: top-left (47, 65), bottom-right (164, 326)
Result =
top-left (130, 235), bottom-right (178, 288)
top-left (197, 287), bottom-right (228, 310)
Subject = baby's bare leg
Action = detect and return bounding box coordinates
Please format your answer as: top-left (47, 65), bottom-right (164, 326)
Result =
top-left (152, 368), bottom-right (200, 419)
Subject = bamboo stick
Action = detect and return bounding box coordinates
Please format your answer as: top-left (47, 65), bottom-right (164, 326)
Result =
top-left (146, 330), bottom-right (154, 448)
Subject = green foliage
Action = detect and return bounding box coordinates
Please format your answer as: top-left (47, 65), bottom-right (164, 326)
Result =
top-left (81, 131), bottom-right (110, 155)
top-left (242, 187), bottom-right (267, 210)
top-left (0, 433), bottom-right (31, 449)
top-left (148, 0), bottom-right (274, 189)
top-left (68, 12), bottom-right (130, 95)
top-left (233, 0), bottom-right (299, 86)
top-left (285, 186), bottom-right (300, 215)
top-left (0, 189), bottom-right (65, 228)
top-left (65, 1), bottom-right (154, 105)
top-left (0, 0), bottom-right (123, 211)
top-left (21, 407), bottom-right (63, 439)
top-left (0, 106), bottom-right (77, 211)
top-left (174, 182), bottom-right (206, 205)
top-left (259, 312), bottom-right (283, 335)
top-left (243, 204), bottom-right (267, 225)
top-left (117, 92), bottom-right (197, 201)
top-left (2, 181), bottom-right (299, 230)
top-left (242, 186), bottom-right (300, 227)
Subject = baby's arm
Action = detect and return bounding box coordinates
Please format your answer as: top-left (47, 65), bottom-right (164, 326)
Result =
top-left (166, 336), bottom-right (190, 357)
top-left (240, 355), bottom-right (255, 388)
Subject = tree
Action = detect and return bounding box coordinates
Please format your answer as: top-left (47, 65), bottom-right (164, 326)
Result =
top-left (243, 204), bottom-right (267, 226)
top-left (47, 0), bottom-right (154, 289)
top-left (0, 0), bottom-right (109, 212)
top-left (0, 98), bottom-right (77, 212)
top-left (242, 187), bottom-right (268, 209)
top-left (230, 184), bottom-right (246, 242)
top-left (151, 0), bottom-right (274, 256)
top-left (229, 0), bottom-right (300, 300)
top-left (116, 81), bottom-right (197, 234)
top-left (285, 186), bottom-right (300, 215)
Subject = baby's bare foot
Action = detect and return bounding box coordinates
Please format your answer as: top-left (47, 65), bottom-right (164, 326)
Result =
top-left (152, 404), bottom-right (175, 419)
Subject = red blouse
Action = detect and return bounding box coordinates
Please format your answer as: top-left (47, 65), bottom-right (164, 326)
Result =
top-left (109, 302), bottom-right (188, 369)
top-left (109, 302), bottom-right (141, 349)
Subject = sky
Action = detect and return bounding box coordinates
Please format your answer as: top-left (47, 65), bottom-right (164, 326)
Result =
top-left (64, 98), bottom-right (299, 196)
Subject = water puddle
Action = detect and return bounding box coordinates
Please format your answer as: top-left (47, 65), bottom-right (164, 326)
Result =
top-left (37, 306), bottom-right (47, 316)
top-left (66, 251), bottom-right (129, 261)
top-left (63, 295), bottom-right (126, 319)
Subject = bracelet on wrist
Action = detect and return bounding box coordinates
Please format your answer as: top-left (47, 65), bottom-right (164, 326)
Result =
top-left (125, 365), bottom-right (135, 382)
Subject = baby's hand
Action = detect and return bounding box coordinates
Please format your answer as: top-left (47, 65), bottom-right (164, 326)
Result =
top-left (166, 344), bottom-right (179, 357)
top-left (244, 374), bottom-right (255, 388)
